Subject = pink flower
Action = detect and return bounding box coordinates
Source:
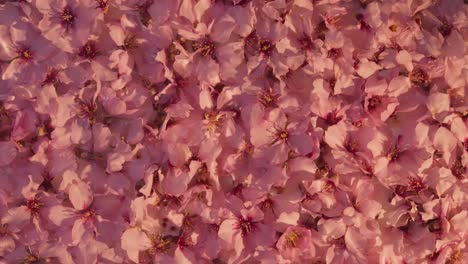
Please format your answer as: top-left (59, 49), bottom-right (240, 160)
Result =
top-left (37, 0), bottom-right (100, 53)
top-left (276, 226), bottom-right (315, 261)
top-left (218, 206), bottom-right (276, 258)
top-left (1, 22), bottom-right (56, 84)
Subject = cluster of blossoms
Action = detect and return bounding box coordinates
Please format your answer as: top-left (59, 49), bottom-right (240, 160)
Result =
top-left (0, 0), bottom-right (467, 263)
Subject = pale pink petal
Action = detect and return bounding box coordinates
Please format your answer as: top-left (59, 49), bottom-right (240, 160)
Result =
top-left (69, 181), bottom-right (93, 211)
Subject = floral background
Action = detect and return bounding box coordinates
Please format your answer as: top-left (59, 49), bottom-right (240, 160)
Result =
top-left (0, 0), bottom-right (467, 263)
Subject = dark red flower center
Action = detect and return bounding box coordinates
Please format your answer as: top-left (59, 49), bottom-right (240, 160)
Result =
top-left (79, 42), bottom-right (98, 60)
top-left (148, 234), bottom-right (173, 255)
top-left (27, 197), bottom-right (43, 213)
top-left (407, 177), bottom-right (425, 192)
top-left (331, 236), bottom-right (346, 248)
top-left (121, 35), bottom-right (138, 50)
top-left (367, 95), bottom-right (382, 111)
top-left (235, 217), bottom-right (257, 236)
top-left (409, 67), bottom-right (430, 90)
top-left (192, 38), bottom-right (216, 57)
top-left (259, 39), bottom-right (274, 56)
top-left (427, 218), bottom-right (442, 233)
top-left (75, 99), bottom-right (97, 121)
top-left (299, 35), bottom-right (313, 51)
top-left (260, 198), bottom-right (275, 212)
top-left (137, 0), bottom-right (153, 27)
top-left (387, 146), bottom-right (402, 162)
top-left (42, 68), bottom-right (59, 86)
top-left (81, 209), bottom-right (96, 222)
top-left (327, 48), bottom-right (341, 59)
top-left (325, 111), bottom-right (342, 126)
top-left (345, 138), bottom-right (359, 154)
top-left (177, 233), bottom-right (194, 249)
top-left (18, 48), bottom-right (33, 61)
top-left (451, 156), bottom-right (465, 179)
top-left (275, 129), bottom-right (289, 142)
top-left (323, 181), bottom-right (336, 193)
top-left (60, 7), bottom-right (75, 30)
top-left (22, 253), bottom-right (42, 264)
top-left (258, 90), bottom-right (279, 107)
top-left (94, 0), bottom-right (109, 12)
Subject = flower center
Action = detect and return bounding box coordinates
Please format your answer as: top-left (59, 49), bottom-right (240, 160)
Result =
top-left (325, 111), bottom-right (342, 126)
top-left (285, 230), bottom-right (301, 248)
top-left (464, 138), bottom-right (468, 152)
top-left (177, 233), bottom-right (194, 249)
top-left (121, 35), bottom-right (138, 50)
top-left (260, 198), bottom-right (274, 212)
top-left (148, 234), bottom-right (172, 255)
top-left (258, 90), bottom-right (278, 107)
top-left (298, 36), bottom-right (313, 51)
top-left (331, 236), bottom-right (346, 248)
top-left (75, 99), bottom-right (97, 121)
top-left (192, 164), bottom-right (212, 186)
top-left (137, 0), bottom-right (153, 27)
top-left (367, 96), bottom-right (382, 111)
top-left (387, 145), bottom-right (402, 162)
top-left (327, 48), bottom-right (342, 59)
top-left (323, 182), bottom-right (335, 193)
top-left (408, 177), bottom-right (425, 192)
top-left (409, 67), bottom-right (430, 90)
top-left (276, 130), bottom-right (288, 141)
top-left (19, 48), bottom-right (33, 61)
top-left (22, 254), bottom-right (41, 264)
top-left (42, 68), bottom-right (59, 86)
top-left (204, 111), bottom-right (224, 132)
top-left (27, 197), bottom-right (43, 213)
top-left (259, 39), bottom-right (274, 56)
top-left (61, 7), bottom-right (75, 30)
top-left (235, 217), bottom-right (256, 236)
top-left (239, 142), bottom-right (254, 157)
top-left (451, 156), bottom-right (465, 179)
top-left (448, 248), bottom-right (462, 263)
top-left (192, 38), bottom-right (216, 57)
top-left (344, 139), bottom-right (359, 154)
top-left (81, 209), bottom-right (96, 222)
top-left (427, 218), bottom-right (441, 233)
top-left (79, 42), bottom-right (98, 60)
top-left (94, 0), bottom-right (109, 13)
